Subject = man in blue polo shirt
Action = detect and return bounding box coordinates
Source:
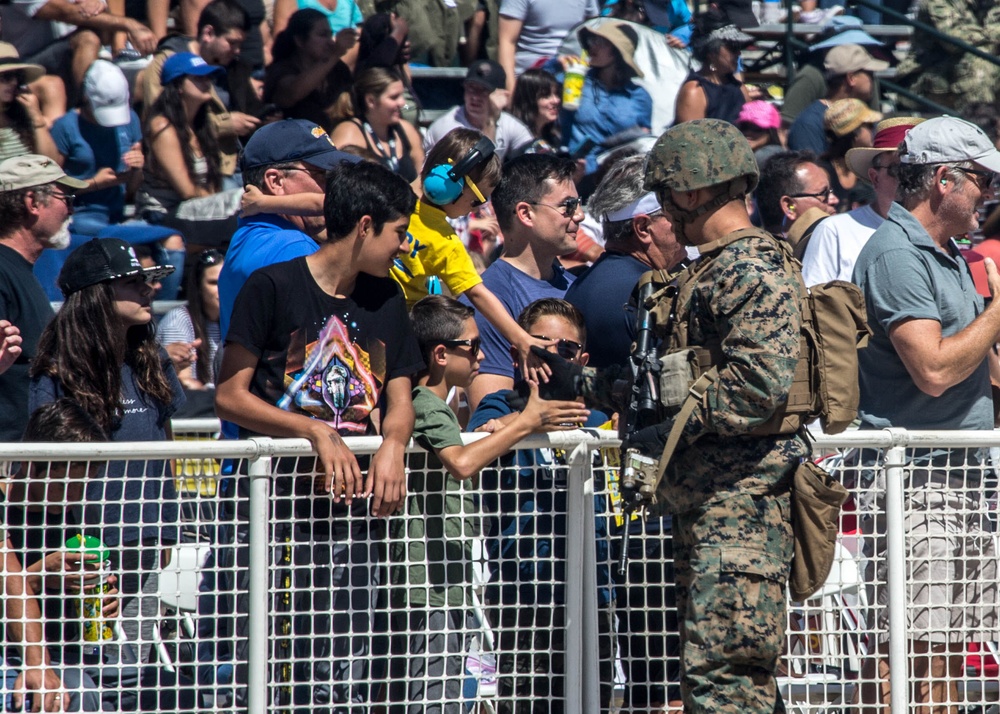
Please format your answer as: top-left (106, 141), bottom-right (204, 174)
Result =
top-left (218, 119), bottom-right (360, 339)
top-left (852, 116), bottom-right (1000, 711)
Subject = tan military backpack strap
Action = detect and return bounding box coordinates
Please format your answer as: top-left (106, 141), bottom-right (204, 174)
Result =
top-left (655, 367), bottom-right (718, 482)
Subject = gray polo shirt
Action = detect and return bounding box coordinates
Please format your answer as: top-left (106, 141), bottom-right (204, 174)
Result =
top-left (852, 202), bottom-right (993, 430)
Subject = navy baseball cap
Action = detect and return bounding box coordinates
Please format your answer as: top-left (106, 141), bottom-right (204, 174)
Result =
top-left (239, 119), bottom-right (362, 171)
top-left (161, 52), bottom-right (225, 85)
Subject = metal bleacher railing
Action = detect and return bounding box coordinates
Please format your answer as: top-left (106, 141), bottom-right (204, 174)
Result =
top-left (0, 425), bottom-right (997, 713)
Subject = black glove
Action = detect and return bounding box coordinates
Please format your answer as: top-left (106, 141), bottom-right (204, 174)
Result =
top-left (622, 420), bottom-right (673, 458)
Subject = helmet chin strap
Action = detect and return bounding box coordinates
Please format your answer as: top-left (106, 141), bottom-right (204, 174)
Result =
top-left (657, 177), bottom-right (753, 246)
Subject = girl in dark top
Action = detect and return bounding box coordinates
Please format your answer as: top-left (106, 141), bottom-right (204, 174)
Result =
top-left (674, 9), bottom-right (754, 125)
top-left (330, 67), bottom-right (423, 183)
top-left (264, 8), bottom-right (359, 132)
top-left (28, 238), bottom-right (184, 677)
top-left (510, 68), bottom-right (562, 152)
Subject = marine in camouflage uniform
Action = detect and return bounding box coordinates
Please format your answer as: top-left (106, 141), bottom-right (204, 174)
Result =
top-left (895, 0), bottom-right (1000, 112)
top-left (643, 120), bottom-right (808, 713)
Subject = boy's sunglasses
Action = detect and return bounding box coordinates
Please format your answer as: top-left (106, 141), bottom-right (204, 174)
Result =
top-left (465, 175), bottom-right (487, 207)
top-left (438, 337), bottom-right (481, 354)
top-left (531, 334), bottom-right (583, 359)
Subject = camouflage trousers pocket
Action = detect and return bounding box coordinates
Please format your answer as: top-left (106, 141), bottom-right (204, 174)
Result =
top-left (686, 546), bottom-right (788, 669)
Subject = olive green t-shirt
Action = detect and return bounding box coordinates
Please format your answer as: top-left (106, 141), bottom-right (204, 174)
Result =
top-left (389, 386), bottom-right (481, 608)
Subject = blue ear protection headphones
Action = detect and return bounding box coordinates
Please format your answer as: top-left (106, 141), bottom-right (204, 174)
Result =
top-left (424, 136), bottom-right (496, 205)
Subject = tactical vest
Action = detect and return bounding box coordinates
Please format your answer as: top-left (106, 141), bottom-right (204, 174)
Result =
top-left (639, 227), bottom-right (871, 447)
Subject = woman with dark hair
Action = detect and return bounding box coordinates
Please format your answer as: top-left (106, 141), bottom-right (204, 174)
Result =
top-left (330, 67), bottom-right (423, 182)
top-left (564, 22), bottom-right (652, 176)
top-left (158, 249), bottom-right (225, 390)
top-left (0, 43), bottom-right (59, 162)
top-left (510, 68), bottom-right (562, 150)
top-left (264, 8), bottom-right (358, 131)
top-left (28, 237), bottom-right (184, 679)
top-left (137, 53), bottom-right (227, 220)
top-left (674, 9), bottom-right (754, 124)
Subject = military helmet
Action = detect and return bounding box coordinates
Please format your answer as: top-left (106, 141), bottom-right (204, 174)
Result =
top-left (644, 119), bottom-right (759, 195)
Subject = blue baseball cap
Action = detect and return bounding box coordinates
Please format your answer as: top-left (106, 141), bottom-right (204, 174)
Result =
top-left (161, 52), bottom-right (225, 85)
top-left (239, 119), bottom-right (362, 171)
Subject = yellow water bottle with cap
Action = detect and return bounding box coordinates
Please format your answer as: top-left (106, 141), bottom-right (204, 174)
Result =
top-left (65, 534), bottom-right (114, 654)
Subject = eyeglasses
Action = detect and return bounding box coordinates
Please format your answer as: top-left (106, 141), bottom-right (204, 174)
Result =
top-left (529, 197), bottom-right (583, 218)
top-left (0, 72), bottom-right (24, 85)
top-left (954, 167), bottom-right (1000, 192)
top-left (198, 249), bottom-right (224, 266)
top-left (788, 187), bottom-right (836, 202)
top-left (465, 175), bottom-right (487, 207)
top-left (48, 191), bottom-right (75, 210)
top-left (531, 334), bottom-right (583, 359)
top-left (285, 165), bottom-right (327, 183)
top-left (438, 337), bottom-right (481, 355)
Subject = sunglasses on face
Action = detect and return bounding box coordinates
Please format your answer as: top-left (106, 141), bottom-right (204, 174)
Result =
top-left (465, 175), bottom-right (488, 208)
top-left (954, 166), bottom-right (1000, 192)
top-left (198, 249), bottom-right (224, 266)
top-left (530, 196), bottom-right (582, 218)
top-left (531, 334), bottom-right (583, 359)
top-left (438, 337), bottom-right (481, 355)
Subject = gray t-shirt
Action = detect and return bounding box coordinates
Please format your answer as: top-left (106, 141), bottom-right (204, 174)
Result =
top-left (423, 106), bottom-right (534, 162)
top-left (500, 0), bottom-right (600, 74)
top-left (853, 202), bottom-right (993, 430)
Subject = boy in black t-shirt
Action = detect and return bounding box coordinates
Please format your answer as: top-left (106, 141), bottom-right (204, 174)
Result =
top-left (216, 160), bottom-right (424, 709)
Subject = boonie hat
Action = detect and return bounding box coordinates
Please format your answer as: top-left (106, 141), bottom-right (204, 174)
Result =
top-left (239, 119), bottom-right (362, 171)
top-left (0, 154), bottom-right (88, 192)
top-left (899, 116), bottom-right (1000, 173)
top-left (59, 238), bottom-right (175, 297)
top-left (161, 52), bottom-right (225, 85)
top-left (464, 60), bottom-right (506, 92)
top-left (737, 100), bottom-right (781, 130)
top-left (823, 44), bottom-right (889, 75)
top-left (579, 22), bottom-right (645, 78)
top-left (823, 98), bottom-right (882, 138)
top-left (84, 60), bottom-right (131, 127)
top-left (846, 116), bottom-right (924, 179)
top-left (0, 42), bottom-right (44, 83)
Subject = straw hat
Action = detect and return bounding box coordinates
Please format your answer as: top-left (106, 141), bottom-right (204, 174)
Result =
top-left (578, 22), bottom-right (644, 79)
top-left (824, 98), bottom-right (882, 138)
top-left (845, 116), bottom-right (926, 180)
top-left (0, 43), bottom-right (45, 83)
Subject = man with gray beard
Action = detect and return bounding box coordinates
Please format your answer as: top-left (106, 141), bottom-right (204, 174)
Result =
top-left (0, 154), bottom-right (85, 441)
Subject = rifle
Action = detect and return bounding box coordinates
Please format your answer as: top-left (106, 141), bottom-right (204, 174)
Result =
top-left (616, 277), bottom-right (674, 577)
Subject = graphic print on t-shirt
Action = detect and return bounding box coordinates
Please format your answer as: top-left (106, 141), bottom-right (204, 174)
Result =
top-left (277, 313), bottom-right (385, 432)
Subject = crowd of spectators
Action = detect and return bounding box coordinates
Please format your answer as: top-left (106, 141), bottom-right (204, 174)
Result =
top-left (1, 0), bottom-right (999, 711)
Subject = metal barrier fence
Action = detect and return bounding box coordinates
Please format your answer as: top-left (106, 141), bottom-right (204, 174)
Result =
top-left (0, 427), bottom-right (997, 714)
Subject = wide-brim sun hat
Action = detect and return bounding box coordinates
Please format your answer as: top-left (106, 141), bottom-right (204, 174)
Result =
top-left (0, 42), bottom-right (45, 84)
top-left (578, 22), bottom-right (645, 79)
top-left (845, 116), bottom-right (925, 180)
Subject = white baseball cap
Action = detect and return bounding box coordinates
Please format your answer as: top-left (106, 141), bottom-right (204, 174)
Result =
top-left (899, 116), bottom-right (1000, 173)
top-left (83, 59), bottom-right (131, 128)
top-left (0, 154), bottom-right (88, 192)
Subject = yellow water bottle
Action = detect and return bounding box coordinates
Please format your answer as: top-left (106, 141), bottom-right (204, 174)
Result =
top-left (65, 534), bottom-right (114, 654)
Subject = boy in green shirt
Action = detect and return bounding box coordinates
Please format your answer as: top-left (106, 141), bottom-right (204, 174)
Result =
top-left (388, 295), bottom-right (589, 713)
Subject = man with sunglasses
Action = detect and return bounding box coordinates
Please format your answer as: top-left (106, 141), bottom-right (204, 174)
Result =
top-left (799, 116), bottom-right (924, 286)
top-left (218, 119), bottom-right (360, 343)
top-left (852, 116), bottom-right (1000, 712)
top-left (754, 150), bottom-right (838, 243)
top-left (0, 154), bottom-right (85, 443)
top-left (465, 153), bottom-right (583, 410)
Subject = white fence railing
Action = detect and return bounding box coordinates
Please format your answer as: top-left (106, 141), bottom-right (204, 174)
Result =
top-left (0, 427), bottom-right (996, 714)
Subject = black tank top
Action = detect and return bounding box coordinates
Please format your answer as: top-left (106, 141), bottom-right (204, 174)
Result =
top-left (354, 118), bottom-right (418, 183)
top-left (686, 72), bottom-right (746, 125)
